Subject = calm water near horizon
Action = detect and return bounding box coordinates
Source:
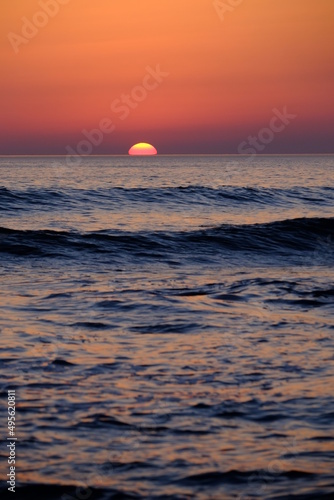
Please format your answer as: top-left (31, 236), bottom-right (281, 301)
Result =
top-left (0, 155), bottom-right (334, 499)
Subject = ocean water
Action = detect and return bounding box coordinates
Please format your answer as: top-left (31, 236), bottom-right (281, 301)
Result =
top-left (0, 155), bottom-right (334, 500)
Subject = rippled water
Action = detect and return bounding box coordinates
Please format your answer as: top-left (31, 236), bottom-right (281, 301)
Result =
top-left (0, 156), bottom-right (334, 499)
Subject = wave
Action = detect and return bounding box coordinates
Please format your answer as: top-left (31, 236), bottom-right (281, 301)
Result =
top-left (0, 483), bottom-right (141, 500)
top-left (0, 217), bottom-right (333, 259)
top-left (1, 185), bottom-right (333, 211)
top-left (3, 478), bottom-right (333, 500)
top-left (0, 186), bottom-right (67, 211)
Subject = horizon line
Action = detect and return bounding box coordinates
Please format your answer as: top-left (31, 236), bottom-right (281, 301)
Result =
top-left (0, 153), bottom-right (333, 158)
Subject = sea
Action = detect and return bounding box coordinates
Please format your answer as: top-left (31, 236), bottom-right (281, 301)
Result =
top-left (0, 155), bottom-right (333, 500)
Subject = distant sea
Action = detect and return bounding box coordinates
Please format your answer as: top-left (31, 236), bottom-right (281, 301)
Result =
top-left (0, 155), bottom-right (334, 500)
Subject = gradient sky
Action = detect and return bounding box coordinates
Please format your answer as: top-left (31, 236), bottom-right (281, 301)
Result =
top-left (1, 0), bottom-right (333, 154)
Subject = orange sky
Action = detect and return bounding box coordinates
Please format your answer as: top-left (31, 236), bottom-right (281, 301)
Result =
top-left (0, 0), bottom-right (333, 154)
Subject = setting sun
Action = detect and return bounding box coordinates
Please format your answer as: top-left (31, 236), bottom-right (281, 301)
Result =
top-left (128, 143), bottom-right (157, 155)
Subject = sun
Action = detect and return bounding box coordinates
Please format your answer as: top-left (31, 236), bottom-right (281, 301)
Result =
top-left (128, 142), bottom-right (157, 156)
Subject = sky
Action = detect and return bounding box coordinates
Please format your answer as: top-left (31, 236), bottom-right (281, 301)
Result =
top-left (0, 0), bottom-right (333, 155)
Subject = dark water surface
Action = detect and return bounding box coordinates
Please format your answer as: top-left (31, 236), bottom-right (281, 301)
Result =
top-left (0, 156), bottom-right (334, 499)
